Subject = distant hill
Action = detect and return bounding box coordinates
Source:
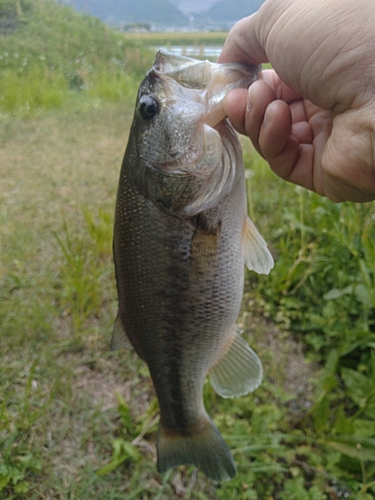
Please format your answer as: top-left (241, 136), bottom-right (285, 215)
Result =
top-left (67, 0), bottom-right (189, 27)
top-left (67, 0), bottom-right (264, 28)
top-left (199, 0), bottom-right (264, 22)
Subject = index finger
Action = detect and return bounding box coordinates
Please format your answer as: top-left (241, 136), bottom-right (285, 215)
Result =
top-left (261, 70), bottom-right (302, 103)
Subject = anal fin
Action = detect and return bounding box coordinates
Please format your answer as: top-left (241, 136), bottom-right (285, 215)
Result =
top-left (209, 327), bottom-right (263, 398)
top-left (243, 215), bottom-right (274, 275)
top-left (110, 313), bottom-right (133, 351)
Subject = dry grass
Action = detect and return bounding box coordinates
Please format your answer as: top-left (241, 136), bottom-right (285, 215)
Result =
top-left (123, 31), bottom-right (228, 44)
top-left (0, 103), bottom-right (331, 500)
top-left (0, 103), bottom-right (230, 499)
top-left (0, 103), bottom-right (148, 498)
top-left (0, 104), bottom-right (126, 228)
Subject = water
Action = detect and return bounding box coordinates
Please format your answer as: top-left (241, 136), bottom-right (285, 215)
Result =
top-left (153, 45), bottom-right (222, 58)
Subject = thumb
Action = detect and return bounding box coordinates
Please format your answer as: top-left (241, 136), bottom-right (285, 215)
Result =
top-left (217, 13), bottom-right (268, 66)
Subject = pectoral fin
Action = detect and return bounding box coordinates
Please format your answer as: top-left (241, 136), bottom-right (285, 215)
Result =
top-left (110, 314), bottom-right (133, 351)
top-left (209, 327), bottom-right (263, 398)
top-left (242, 216), bottom-right (274, 275)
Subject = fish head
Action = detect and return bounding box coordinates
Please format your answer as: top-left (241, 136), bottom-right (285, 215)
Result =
top-left (131, 49), bottom-right (260, 216)
top-left (134, 64), bottom-right (208, 176)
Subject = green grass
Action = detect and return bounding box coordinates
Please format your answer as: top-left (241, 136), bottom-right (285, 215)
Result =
top-left (0, 105), bottom-right (129, 499)
top-left (1, 103), bottom-right (375, 499)
top-left (0, 0), bottom-right (152, 117)
top-left (1, 1), bottom-right (375, 498)
top-left (122, 30), bottom-right (228, 47)
top-left (0, 1), bottom-right (229, 118)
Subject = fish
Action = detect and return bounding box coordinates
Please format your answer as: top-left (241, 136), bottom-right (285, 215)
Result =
top-left (112, 49), bottom-right (274, 482)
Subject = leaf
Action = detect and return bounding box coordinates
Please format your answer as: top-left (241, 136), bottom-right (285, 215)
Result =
top-left (313, 395), bottom-right (330, 433)
top-left (97, 439), bottom-right (141, 476)
top-left (325, 350), bottom-right (340, 377)
top-left (341, 368), bottom-right (373, 407)
top-left (115, 392), bottom-right (134, 432)
top-left (322, 375), bottom-right (337, 393)
top-left (340, 335), bottom-right (375, 356)
top-left (333, 406), bottom-right (354, 435)
top-left (364, 394), bottom-right (375, 420)
top-left (355, 284), bottom-right (373, 308)
top-left (359, 259), bottom-right (373, 291)
top-left (324, 436), bottom-right (375, 462)
top-left (324, 285), bottom-right (354, 301)
top-left (371, 350), bottom-right (375, 383)
top-left (96, 458), bottom-right (126, 476)
top-left (354, 420), bottom-right (375, 440)
top-left (0, 474), bottom-right (10, 491)
top-left (312, 351), bottom-right (339, 413)
top-left (14, 481), bottom-right (30, 494)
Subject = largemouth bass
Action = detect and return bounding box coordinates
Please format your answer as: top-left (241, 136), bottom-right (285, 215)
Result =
top-left (112, 49), bottom-right (274, 481)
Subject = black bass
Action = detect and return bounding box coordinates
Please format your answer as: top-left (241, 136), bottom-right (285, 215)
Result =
top-left (112, 49), bottom-right (274, 481)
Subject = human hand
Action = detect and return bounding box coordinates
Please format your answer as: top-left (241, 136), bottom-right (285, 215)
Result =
top-left (218, 0), bottom-right (375, 202)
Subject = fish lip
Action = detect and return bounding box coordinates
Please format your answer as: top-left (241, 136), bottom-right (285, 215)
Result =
top-left (152, 48), bottom-right (261, 83)
top-left (148, 161), bottom-right (216, 180)
top-left (147, 163), bottom-right (192, 177)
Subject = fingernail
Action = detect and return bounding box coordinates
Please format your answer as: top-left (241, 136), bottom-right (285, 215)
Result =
top-left (263, 101), bottom-right (276, 127)
top-left (246, 85), bottom-right (254, 113)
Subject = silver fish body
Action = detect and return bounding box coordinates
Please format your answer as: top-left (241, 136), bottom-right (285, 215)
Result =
top-left (112, 50), bottom-right (273, 481)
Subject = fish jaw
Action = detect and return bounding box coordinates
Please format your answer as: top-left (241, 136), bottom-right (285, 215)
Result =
top-left (153, 48), bottom-right (260, 127)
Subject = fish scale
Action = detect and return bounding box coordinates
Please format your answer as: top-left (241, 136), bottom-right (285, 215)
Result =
top-left (112, 49), bottom-right (274, 481)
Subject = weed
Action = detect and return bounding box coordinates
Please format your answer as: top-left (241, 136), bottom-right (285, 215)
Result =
top-left (1, 2), bottom-right (375, 497)
top-left (241, 152), bottom-right (375, 497)
top-left (0, 361), bottom-right (49, 498)
top-left (0, 0), bottom-right (147, 117)
top-left (123, 31), bottom-right (228, 47)
top-left (54, 210), bottom-right (114, 334)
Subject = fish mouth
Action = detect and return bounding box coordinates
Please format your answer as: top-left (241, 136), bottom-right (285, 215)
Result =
top-left (152, 50), bottom-right (260, 132)
top-left (153, 48), bottom-right (260, 92)
top-left (149, 165), bottom-right (192, 177)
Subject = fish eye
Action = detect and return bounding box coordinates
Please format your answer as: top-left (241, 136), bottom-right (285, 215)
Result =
top-left (139, 96), bottom-right (159, 121)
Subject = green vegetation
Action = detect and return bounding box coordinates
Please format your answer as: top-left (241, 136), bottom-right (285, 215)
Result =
top-left (1, 1), bottom-right (375, 499)
top-left (123, 30), bottom-right (228, 46)
top-left (0, 0), bottom-right (153, 117)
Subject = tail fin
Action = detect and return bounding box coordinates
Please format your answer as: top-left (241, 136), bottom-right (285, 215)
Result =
top-left (156, 417), bottom-right (236, 482)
